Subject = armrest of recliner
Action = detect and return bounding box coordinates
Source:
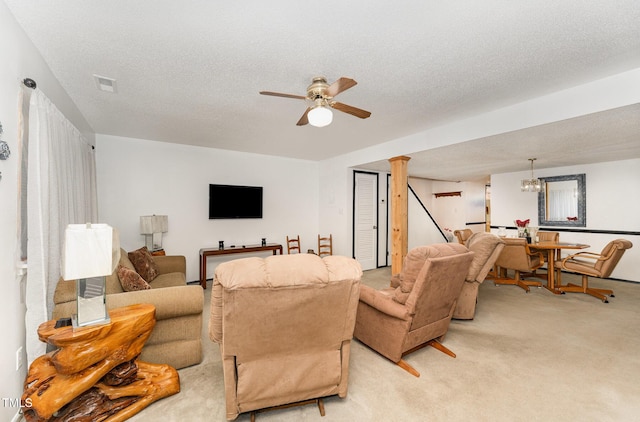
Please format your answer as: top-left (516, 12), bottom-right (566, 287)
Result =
top-left (359, 284), bottom-right (409, 320)
top-left (390, 273), bottom-right (401, 288)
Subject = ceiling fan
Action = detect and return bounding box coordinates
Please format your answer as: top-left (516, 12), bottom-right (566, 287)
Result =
top-left (260, 77), bottom-right (371, 127)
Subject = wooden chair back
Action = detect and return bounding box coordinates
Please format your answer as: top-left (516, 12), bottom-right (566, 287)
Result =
top-left (318, 234), bottom-right (333, 257)
top-left (286, 235), bottom-right (301, 254)
top-left (537, 231), bottom-right (559, 242)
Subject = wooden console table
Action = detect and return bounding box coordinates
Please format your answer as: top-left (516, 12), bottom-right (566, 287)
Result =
top-left (199, 243), bottom-right (283, 288)
top-left (22, 304), bottom-right (179, 422)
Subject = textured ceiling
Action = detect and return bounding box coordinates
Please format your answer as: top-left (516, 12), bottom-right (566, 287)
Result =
top-left (359, 104), bottom-right (640, 181)
top-left (5, 1), bottom-right (640, 180)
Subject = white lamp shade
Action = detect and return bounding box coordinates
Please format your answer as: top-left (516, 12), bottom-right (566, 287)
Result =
top-left (62, 224), bottom-right (120, 280)
top-left (308, 106), bottom-right (333, 127)
top-left (140, 215), bottom-right (168, 234)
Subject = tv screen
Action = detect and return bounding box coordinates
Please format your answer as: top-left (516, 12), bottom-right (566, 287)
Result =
top-left (209, 184), bottom-right (263, 219)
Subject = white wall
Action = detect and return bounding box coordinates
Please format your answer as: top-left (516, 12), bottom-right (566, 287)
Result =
top-left (319, 68), bottom-right (640, 262)
top-left (491, 159), bottom-right (640, 282)
top-left (0, 3), bottom-right (95, 420)
top-left (96, 135), bottom-right (319, 282)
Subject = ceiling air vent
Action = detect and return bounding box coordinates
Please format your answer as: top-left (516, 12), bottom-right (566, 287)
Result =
top-left (93, 74), bottom-right (117, 93)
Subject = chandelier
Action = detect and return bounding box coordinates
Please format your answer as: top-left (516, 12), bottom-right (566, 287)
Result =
top-left (521, 158), bottom-right (544, 192)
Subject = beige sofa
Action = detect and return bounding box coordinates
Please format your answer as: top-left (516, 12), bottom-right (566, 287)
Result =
top-left (53, 248), bottom-right (204, 370)
top-left (209, 254), bottom-right (362, 420)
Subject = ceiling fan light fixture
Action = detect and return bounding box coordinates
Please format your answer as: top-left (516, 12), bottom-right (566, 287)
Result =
top-left (308, 105), bottom-right (333, 127)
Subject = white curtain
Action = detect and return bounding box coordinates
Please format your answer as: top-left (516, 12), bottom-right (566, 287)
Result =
top-left (548, 189), bottom-right (577, 220)
top-left (24, 88), bottom-right (97, 364)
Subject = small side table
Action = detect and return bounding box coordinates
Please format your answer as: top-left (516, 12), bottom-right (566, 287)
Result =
top-left (22, 304), bottom-right (180, 421)
top-left (151, 249), bottom-right (166, 256)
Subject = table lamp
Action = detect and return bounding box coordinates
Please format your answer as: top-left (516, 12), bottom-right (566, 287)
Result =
top-left (140, 215), bottom-right (168, 251)
top-left (62, 223), bottom-right (120, 327)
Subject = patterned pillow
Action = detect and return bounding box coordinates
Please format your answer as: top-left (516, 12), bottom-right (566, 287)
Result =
top-left (117, 265), bottom-right (151, 291)
top-left (128, 246), bottom-right (159, 282)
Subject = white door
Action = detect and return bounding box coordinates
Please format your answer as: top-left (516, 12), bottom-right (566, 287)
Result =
top-left (354, 171), bottom-right (378, 270)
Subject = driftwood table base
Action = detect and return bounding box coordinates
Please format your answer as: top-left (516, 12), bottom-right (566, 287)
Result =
top-left (22, 304), bottom-right (180, 422)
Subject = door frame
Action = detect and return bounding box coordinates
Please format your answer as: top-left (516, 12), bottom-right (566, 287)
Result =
top-left (352, 170), bottom-right (379, 269)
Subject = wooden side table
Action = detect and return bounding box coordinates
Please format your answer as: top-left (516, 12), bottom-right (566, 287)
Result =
top-left (199, 243), bottom-right (283, 288)
top-left (22, 304), bottom-right (180, 422)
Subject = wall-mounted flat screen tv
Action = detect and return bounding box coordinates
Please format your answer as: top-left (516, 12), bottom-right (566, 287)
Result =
top-left (209, 184), bottom-right (263, 219)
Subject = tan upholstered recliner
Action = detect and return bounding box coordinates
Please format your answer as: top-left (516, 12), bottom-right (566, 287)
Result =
top-left (494, 237), bottom-right (545, 292)
top-left (209, 254), bottom-right (362, 420)
top-left (453, 232), bottom-right (505, 320)
top-left (354, 243), bottom-right (474, 377)
top-left (556, 239), bottom-right (633, 303)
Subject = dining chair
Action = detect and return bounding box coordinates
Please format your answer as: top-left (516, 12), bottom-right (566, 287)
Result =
top-left (494, 237), bottom-right (545, 292)
top-left (286, 235), bottom-right (301, 254)
top-left (555, 239), bottom-right (633, 303)
top-left (453, 229), bottom-right (473, 245)
top-left (528, 231), bottom-right (560, 281)
top-left (537, 231), bottom-right (559, 242)
top-left (318, 234), bottom-right (333, 257)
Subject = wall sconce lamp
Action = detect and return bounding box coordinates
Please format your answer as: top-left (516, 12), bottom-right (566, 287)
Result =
top-left (140, 215), bottom-right (168, 251)
top-left (62, 223), bottom-right (120, 327)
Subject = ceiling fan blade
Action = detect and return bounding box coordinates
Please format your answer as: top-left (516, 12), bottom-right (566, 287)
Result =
top-left (259, 91), bottom-right (307, 100)
top-left (331, 102), bottom-right (371, 119)
top-left (296, 107), bottom-right (311, 126)
top-left (326, 77), bottom-right (357, 97)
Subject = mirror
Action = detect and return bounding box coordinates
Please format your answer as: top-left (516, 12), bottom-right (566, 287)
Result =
top-left (538, 174), bottom-right (586, 227)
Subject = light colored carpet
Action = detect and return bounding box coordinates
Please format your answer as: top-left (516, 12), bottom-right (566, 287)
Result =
top-left (131, 268), bottom-right (640, 421)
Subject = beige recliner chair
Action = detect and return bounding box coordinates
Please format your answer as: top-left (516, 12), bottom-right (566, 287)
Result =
top-left (354, 243), bottom-right (474, 377)
top-left (453, 232), bottom-right (505, 320)
top-left (209, 253), bottom-right (362, 420)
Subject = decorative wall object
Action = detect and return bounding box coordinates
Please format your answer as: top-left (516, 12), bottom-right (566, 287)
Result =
top-left (0, 121), bottom-right (10, 160)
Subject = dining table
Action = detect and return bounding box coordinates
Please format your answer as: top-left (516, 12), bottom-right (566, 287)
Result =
top-left (529, 241), bottom-right (590, 294)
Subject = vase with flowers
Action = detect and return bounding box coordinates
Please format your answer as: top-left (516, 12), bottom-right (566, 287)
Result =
top-left (515, 219), bottom-right (530, 241)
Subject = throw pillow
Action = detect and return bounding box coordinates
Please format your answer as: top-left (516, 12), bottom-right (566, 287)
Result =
top-left (128, 246), bottom-right (159, 282)
top-left (117, 265), bottom-right (151, 291)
